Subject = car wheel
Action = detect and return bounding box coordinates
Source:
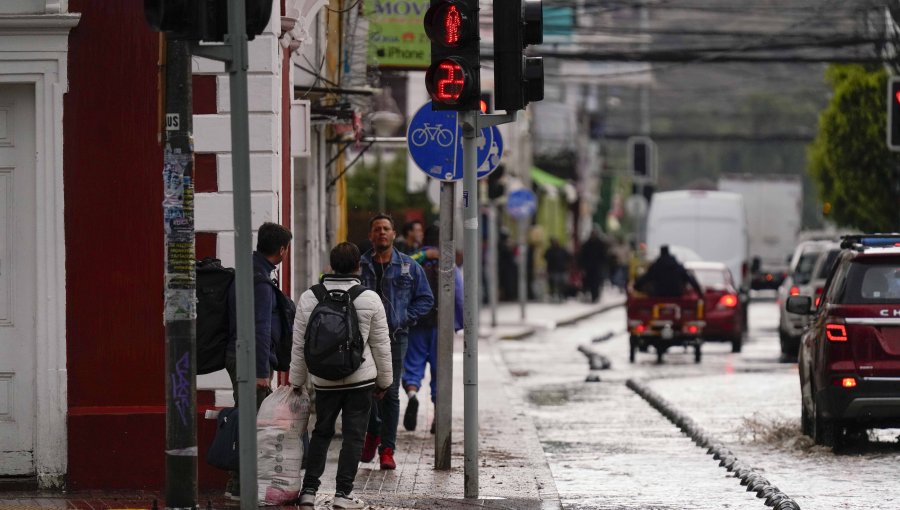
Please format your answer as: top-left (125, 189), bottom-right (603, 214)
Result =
top-left (629, 336), bottom-right (637, 363)
top-left (730, 334), bottom-right (743, 353)
top-left (779, 327), bottom-right (790, 352)
top-left (694, 344), bottom-right (701, 363)
top-left (813, 404), bottom-right (835, 447)
top-left (656, 346), bottom-right (665, 364)
top-left (801, 402), bottom-right (812, 437)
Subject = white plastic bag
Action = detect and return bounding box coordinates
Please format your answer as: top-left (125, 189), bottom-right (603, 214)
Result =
top-left (257, 385), bottom-right (310, 505)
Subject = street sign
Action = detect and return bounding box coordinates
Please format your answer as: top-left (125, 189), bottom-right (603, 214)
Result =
top-left (507, 188), bottom-right (537, 218)
top-left (407, 102), bottom-right (501, 181)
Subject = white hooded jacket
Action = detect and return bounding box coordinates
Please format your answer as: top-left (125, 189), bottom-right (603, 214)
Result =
top-left (289, 275), bottom-right (393, 391)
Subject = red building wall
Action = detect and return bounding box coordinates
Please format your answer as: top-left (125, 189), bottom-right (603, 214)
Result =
top-left (64, 0), bottom-right (224, 490)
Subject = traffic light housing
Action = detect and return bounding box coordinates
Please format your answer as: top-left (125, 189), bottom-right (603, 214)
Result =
top-left (628, 136), bottom-right (656, 181)
top-left (493, 0), bottom-right (543, 111)
top-left (424, 0), bottom-right (481, 111)
top-left (144, 0), bottom-right (273, 42)
top-left (888, 76), bottom-right (900, 151)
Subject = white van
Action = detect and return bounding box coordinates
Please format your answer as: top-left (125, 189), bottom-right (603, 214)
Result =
top-left (646, 190), bottom-right (750, 292)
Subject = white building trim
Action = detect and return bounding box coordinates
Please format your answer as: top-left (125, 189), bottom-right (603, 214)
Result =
top-left (0, 11), bottom-right (79, 489)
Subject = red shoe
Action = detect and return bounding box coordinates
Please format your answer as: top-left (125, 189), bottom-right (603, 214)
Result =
top-left (361, 433), bottom-right (380, 463)
top-left (379, 448), bottom-right (396, 470)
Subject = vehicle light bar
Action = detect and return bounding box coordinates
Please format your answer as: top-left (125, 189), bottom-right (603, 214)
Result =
top-left (840, 234), bottom-right (900, 249)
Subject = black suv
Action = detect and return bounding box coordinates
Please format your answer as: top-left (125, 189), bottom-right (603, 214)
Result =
top-left (787, 235), bottom-right (900, 449)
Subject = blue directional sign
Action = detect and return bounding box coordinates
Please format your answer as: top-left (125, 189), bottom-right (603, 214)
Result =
top-left (407, 102), bottom-right (503, 182)
top-left (507, 188), bottom-right (537, 219)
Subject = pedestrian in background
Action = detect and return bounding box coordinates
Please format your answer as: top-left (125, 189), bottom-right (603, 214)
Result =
top-left (394, 219), bottom-right (424, 255)
top-left (544, 238), bottom-right (571, 302)
top-left (579, 228), bottom-right (609, 303)
top-left (359, 214), bottom-right (434, 470)
top-left (224, 221), bottom-right (292, 500)
top-left (290, 242), bottom-right (393, 509)
top-left (402, 225), bottom-right (463, 433)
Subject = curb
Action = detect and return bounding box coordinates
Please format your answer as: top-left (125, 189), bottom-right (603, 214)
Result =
top-left (626, 379), bottom-right (802, 510)
top-left (489, 301), bottom-right (625, 341)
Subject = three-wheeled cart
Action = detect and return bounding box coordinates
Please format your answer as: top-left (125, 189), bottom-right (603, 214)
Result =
top-left (626, 292), bottom-right (706, 363)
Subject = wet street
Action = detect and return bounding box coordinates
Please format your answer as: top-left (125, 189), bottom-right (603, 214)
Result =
top-left (497, 294), bottom-right (900, 510)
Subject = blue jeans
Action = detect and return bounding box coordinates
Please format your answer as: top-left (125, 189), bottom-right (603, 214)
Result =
top-left (367, 332), bottom-right (407, 452)
top-left (402, 326), bottom-right (437, 402)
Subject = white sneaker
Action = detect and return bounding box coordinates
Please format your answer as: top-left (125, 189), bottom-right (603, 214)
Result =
top-left (299, 492), bottom-right (316, 507)
top-left (332, 493), bottom-right (366, 509)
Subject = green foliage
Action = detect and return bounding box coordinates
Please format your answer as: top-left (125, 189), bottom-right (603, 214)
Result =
top-left (808, 65), bottom-right (899, 232)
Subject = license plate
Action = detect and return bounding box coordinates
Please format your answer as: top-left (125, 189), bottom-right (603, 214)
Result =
top-left (661, 328), bottom-right (674, 340)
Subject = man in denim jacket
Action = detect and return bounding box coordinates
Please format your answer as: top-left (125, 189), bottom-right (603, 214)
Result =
top-left (358, 214), bottom-right (434, 470)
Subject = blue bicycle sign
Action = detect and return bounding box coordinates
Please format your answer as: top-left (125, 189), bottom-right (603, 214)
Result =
top-left (407, 102), bottom-right (502, 182)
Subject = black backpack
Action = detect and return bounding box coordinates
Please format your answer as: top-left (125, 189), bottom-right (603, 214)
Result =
top-left (196, 258), bottom-right (234, 375)
top-left (304, 284), bottom-right (366, 380)
top-left (206, 407), bottom-right (240, 471)
top-left (255, 273), bottom-right (297, 372)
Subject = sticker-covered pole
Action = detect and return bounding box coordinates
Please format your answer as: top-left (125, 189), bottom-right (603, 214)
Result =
top-left (162, 35), bottom-right (198, 509)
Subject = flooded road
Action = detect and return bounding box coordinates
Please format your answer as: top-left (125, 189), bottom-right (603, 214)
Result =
top-left (497, 296), bottom-right (900, 509)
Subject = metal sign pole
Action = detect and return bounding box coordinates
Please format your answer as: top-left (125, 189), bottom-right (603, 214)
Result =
top-left (488, 203), bottom-right (498, 327)
top-left (460, 110), bottom-right (480, 498)
top-left (435, 181), bottom-right (455, 470)
top-left (518, 216), bottom-right (527, 320)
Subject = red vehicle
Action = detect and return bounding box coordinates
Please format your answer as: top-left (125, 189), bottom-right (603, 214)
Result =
top-left (627, 290), bottom-right (705, 363)
top-left (787, 235), bottom-right (900, 450)
top-left (685, 261), bottom-right (745, 353)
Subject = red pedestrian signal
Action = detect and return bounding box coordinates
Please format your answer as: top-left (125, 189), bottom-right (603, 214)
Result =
top-left (424, 0), bottom-right (480, 111)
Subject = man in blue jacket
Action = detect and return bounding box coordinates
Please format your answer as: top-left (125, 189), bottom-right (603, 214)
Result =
top-left (359, 214), bottom-right (434, 470)
top-left (224, 221), bottom-right (292, 500)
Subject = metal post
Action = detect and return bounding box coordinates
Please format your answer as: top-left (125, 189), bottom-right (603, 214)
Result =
top-left (162, 36), bottom-right (198, 510)
top-left (377, 144), bottom-right (386, 212)
top-left (488, 203), bottom-right (498, 328)
top-left (517, 217), bottom-right (527, 320)
top-left (435, 181), bottom-right (455, 470)
top-left (460, 110), bottom-right (479, 498)
top-left (226, 1), bottom-right (258, 508)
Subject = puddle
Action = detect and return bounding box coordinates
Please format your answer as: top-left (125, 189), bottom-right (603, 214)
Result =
top-left (528, 387), bottom-right (573, 406)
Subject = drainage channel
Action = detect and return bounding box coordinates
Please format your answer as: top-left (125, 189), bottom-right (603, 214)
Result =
top-left (626, 378), bottom-right (802, 510)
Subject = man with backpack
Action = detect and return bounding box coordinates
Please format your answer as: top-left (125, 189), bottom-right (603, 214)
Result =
top-left (290, 242), bottom-right (393, 509)
top-left (402, 225), bottom-right (463, 433)
top-left (359, 214), bottom-right (434, 470)
top-left (223, 221), bottom-right (292, 500)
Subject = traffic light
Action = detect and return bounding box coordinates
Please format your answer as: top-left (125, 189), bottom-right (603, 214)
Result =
top-left (144, 0), bottom-right (273, 42)
top-left (888, 76), bottom-right (900, 151)
top-left (424, 0), bottom-right (481, 111)
top-left (493, 0), bottom-right (543, 111)
top-left (628, 136), bottom-right (655, 181)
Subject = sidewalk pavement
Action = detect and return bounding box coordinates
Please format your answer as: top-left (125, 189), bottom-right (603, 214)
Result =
top-left (0, 293), bottom-right (624, 510)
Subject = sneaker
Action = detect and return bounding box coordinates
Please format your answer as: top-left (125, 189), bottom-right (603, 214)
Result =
top-left (298, 491), bottom-right (316, 507)
top-left (225, 478), bottom-right (241, 501)
top-left (360, 433), bottom-right (380, 463)
top-left (379, 447), bottom-right (396, 470)
top-left (333, 492), bottom-right (366, 509)
top-left (403, 394), bottom-right (419, 431)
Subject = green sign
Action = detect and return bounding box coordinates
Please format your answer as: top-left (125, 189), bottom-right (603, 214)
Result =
top-left (365, 0), bottom-right (430, 69)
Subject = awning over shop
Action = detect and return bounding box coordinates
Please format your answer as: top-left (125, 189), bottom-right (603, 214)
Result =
top-left (530, 166), bottom-right (578, 203)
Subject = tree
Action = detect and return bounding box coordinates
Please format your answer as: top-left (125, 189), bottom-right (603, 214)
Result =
top-left (808, 65), bottom-right (899, 232)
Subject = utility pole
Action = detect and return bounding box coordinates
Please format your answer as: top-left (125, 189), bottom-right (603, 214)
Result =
top-left (435, 181), bottom-right (455, 470)
top-left (162, 35), bottom-right (198, 509)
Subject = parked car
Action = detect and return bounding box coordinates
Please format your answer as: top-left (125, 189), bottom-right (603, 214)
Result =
top-left (788, 234), bottom-right (900, 450)
top-left (777, 240), bottom-right (839, 359)
top-left (685, 261), bottom-right (744, 352)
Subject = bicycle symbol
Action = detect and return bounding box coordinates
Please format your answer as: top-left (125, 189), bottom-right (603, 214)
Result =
top-left (410, 123), bottom-right (454, 147)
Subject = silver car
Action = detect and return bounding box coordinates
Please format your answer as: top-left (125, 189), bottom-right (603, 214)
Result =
top-left (777, 241), bottom-right (839, 358)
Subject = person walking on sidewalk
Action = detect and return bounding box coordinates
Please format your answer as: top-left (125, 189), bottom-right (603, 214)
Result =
top-left (402, 225), bottom-right (463, 433)
top-left (544, 238), bottom-right (571, 302)
top-left (359, 214), bottom-right (434, 470)
top-left (394, 219), bottom-right (424, 255)
top-left (579, 228), bottom-right (609, 303)
top-left (290, 242), bottom-right (393, 509)
top-left (224, 221), bottom-right (292, 500)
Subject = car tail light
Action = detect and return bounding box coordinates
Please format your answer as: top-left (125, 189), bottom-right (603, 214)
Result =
top-left (765, 273), bottom-right (774, 282)
top-left (825, 321), bottom-right (847, 342)
top-left (684, 324), bottom-right (699, 334)
top-left (718, 294), bottom-right (738, 308)
top-left (841, 377), bottom-right (857, 388)
top-left (814, 286), bottom-right (824, 307)
top-left (789, 286), bottom-right (800, 296)
top-left (634, 324), bottom-right (646, 334)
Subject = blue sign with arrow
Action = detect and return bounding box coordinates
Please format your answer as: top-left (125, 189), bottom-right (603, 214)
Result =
top-left (506, 188), bottom-right (537, 219)
top-left (407, 102), bottom-right (503, 182)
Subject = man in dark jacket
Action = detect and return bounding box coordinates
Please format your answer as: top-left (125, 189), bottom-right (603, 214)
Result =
top-left (544, 238), bottom-right (571, 302)
top-left (579, 229), bottom-right (609, 303)
top-left (224, 221), bottom-right (292, 500)
top-left (634, 245), bottom-right (702, 297)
